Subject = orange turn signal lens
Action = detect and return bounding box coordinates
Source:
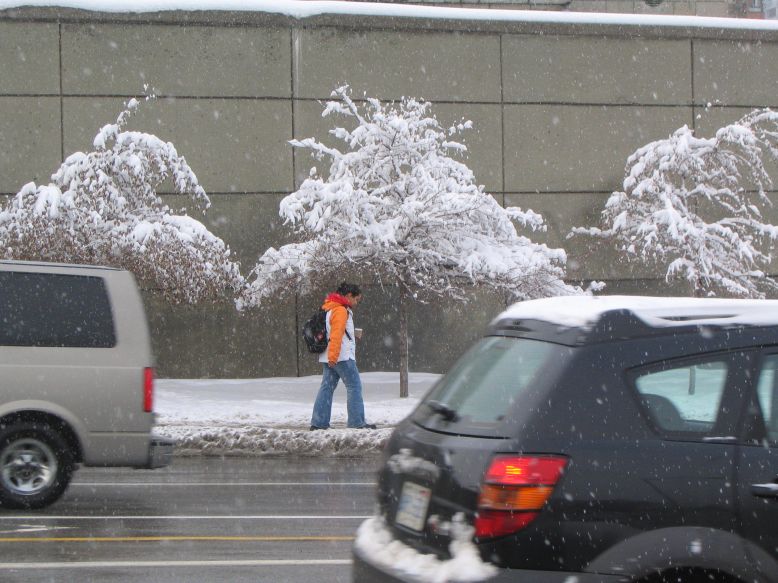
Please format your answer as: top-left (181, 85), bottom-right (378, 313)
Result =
top-left (478, 484), bottom-right (554, 511)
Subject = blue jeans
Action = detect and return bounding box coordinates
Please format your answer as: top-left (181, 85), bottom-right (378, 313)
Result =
top-left (311, 359), bottom-right (367, 429)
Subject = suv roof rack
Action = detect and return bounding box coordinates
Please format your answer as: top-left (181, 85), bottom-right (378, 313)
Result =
top-left (493, 296), bottom-right (778, 342)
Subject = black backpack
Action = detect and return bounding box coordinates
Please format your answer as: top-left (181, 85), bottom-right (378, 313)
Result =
top-left (303, 309), bottom-right (329, 354)
top-left (302, 308), bottom-right (351, 354)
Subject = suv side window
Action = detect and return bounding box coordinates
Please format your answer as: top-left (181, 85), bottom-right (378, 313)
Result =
top-left (756, 355), bottom-right (778, 443)
top-left (633, 359), bottom-right (729, 436)
top-left (0, 271), bottom-right (115, 348)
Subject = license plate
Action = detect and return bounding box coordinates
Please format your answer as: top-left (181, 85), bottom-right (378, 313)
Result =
top-left (395, 482), bottom-right (431, 532)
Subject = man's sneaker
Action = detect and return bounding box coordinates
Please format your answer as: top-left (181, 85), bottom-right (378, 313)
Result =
top-left (310, 425), bottom-right (328, 431)
top-left (357, 424), bottom-right (377, 429)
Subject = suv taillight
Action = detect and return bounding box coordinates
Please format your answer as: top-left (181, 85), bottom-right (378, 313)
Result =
top-left (143, 367), bottom-right (154, 413)
top-left (475, 455), bottom-right (567, 539)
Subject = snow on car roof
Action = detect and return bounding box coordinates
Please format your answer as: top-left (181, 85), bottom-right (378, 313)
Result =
top-left (497, 295), bottom-right (778, 330)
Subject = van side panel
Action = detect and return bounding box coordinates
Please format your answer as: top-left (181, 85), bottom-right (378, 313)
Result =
top-left (0, 263), bottom-right (157, 468)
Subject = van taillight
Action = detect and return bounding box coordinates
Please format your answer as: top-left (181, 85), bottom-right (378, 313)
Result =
top-left (475, 455), bottom-right (567, 540)
top-left (143, 367), bottom-right (154, 413)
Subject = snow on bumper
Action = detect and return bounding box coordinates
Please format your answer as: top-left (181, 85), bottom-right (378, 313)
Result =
top-left (353, 515), bottom-right (496, 583)
top-left (352, 516), bottom-right (630, 583)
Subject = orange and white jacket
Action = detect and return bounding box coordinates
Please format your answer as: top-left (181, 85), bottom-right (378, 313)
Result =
top-left (318, 294), bottom-right (357, 365)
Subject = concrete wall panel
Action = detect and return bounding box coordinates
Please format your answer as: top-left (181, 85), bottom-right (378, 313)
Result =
top-left (293, 100), bottom-right (503, 192)
top-left (62, 24), bottom-right (291, 98)
top-left (503, 36), bottom-right (691, 105)
top-left (63, 97), bottom-right (293, 194)
top-left (145, 294), bottom-right (298, 378)
top-left (606, 1), bottom-right (641, 12)
top-left (504, 104), bottom-right (692, 192)
top-left (693, 105), bottom-right (757, 132)
top-left (434, 103), bottom-right (503, 193)
top-left (694, 1), bottom-right (729, 16)
top-left (634, 1), bottom-right (675, 13)
top-left (162, 193), bottom-right (293, 273)
top-left (505, 192), bottom-right (667, 280)
top-left (0, 97), bottom-right (61, 194)
top-left (695, 40), bottom-right (778, 107)
top-left (0, 22), bottom-right (60, 95)
top-left (671, 2), bottom-right (697, 16)
top-left (295, 28), bottom-right (501, 102)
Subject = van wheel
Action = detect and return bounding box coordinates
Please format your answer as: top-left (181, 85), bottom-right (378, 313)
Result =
top-left (0, 422), bottom-right (74, 509)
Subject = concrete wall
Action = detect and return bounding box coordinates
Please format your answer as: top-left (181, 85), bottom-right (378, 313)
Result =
top-left (1, 7), bottom-right (777, 377)
top-left (342, 0), bottom-right (733, 17)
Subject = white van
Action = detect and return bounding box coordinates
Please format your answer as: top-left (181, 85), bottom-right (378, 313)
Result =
top-left (0, 261), bottom-right (174, 509)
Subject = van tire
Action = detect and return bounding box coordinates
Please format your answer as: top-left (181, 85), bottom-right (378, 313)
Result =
top-left (0, 422), bottom-right (75, 509)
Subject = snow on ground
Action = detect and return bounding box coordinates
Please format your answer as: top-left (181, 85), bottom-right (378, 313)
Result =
top-left (155, 371), bottom-right (439, 457)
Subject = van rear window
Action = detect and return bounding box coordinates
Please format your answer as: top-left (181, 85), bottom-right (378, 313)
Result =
top-left (0, 272), bottom-right (116, 348)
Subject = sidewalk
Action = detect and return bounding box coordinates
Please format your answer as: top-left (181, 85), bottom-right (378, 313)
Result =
top-left (155, 372), bottom-right (439, 457)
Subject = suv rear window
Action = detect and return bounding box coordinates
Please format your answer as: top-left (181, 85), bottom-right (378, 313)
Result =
top-left (412, 336), bottom-right (567, 434)
top-left (0, 271), bottom-right (116, 348)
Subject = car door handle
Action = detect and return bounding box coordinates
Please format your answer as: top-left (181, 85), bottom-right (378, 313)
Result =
top-left (751, 483), bottom-right (778, 498)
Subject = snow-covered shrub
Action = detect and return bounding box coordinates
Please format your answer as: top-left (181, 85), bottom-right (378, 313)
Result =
top-left (0, 97), bottom-right (243, 304)
top-left (573, 109), bottom-right (778, 298)
top-left (241, 85), bottom-right (580, 395)
top-left (242, 85), bottom-right (576, 306)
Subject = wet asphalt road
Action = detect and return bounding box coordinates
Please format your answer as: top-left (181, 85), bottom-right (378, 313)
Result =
top-left (0, 456), bottom-right (383, 582)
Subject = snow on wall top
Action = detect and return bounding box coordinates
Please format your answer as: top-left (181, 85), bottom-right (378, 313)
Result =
top-left (497, 295), bottom-right (778, 330)
top-left (2, 0), bottom-right (778, 32)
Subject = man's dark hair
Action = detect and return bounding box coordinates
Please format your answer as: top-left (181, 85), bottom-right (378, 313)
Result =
top-left (337, 282), bottom-right (362, 296)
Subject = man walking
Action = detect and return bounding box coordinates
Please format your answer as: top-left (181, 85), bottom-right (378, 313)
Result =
top-left (310, 282), bottom-right (375, 430)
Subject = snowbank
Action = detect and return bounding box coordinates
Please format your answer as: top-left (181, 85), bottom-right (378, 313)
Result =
top-left (155, 372), bottom-right (438, 457)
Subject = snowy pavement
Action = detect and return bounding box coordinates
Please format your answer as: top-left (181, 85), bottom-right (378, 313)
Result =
top-left (155, 372), bottom-right (439, 457)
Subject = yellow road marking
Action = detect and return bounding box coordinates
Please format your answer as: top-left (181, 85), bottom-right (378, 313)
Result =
top-left (0, 535), bottom-right (355, 543)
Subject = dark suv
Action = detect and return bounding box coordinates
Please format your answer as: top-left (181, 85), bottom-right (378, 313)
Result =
top-left (353, 296), bottom-right (778, 583)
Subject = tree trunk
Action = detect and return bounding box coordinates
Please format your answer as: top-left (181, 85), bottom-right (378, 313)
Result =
top-left (692, 276), bottom-right (703, 298)
top-left (399, 285), bottom-right (410, 399)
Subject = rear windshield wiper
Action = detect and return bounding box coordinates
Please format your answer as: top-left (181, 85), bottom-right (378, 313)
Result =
top-left (426, 400), bottom-right (459, 422)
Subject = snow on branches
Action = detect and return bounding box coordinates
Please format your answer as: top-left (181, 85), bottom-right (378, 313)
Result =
top-left (573, 109), bottom-right (778, 298)
top-left (0, 96), bottom-right (243, 304)
top-left (240, 85), bottom-right (577, 309)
